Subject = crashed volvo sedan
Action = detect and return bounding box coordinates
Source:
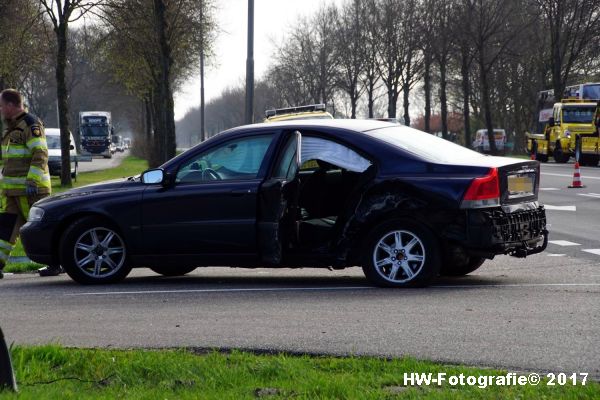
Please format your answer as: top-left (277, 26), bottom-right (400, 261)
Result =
top-left (20, 120), bottom-right (547, 287)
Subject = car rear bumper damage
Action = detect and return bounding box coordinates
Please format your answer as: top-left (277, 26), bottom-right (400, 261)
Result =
top-left (464, 203), bottom-right (548, 258)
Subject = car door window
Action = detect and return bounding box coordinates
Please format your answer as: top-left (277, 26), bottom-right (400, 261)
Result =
top-left (176, 135), bottom-right (274, 183)
top-left (273, 134), bottom-right (300, 180)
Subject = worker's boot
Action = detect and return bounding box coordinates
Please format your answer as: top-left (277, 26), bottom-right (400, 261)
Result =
top-left (37, 265), bottom-right (64, 277)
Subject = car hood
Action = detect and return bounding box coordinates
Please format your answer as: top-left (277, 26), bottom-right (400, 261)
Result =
top-left (36, 176), bottom-right (141, 206)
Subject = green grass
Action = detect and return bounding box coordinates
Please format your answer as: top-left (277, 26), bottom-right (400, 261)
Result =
top-left (3, 156), bottom-right (149, 273)
top-left (51, 156), bottom-right (149, 194)
top-left (0, 346), bottom-right (597, 399)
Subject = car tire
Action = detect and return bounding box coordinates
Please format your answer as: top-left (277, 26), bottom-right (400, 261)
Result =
top-left (440, 257), bottom-right (485, 276)
top-left (361, 219), bottom-right (440, 288)
top-left (553, 141), bottom-right (569, 163)
top-left (60, 216), bottom-right (131, 284)
top-left (149, 266), bottom-right (197, 277)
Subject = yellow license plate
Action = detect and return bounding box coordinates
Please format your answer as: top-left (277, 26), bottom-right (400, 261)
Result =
top-left (508, 175), bottom-right (534, 197)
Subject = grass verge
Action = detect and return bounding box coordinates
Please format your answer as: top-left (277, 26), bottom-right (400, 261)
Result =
top-left (3, 156), bottom-right (149, 274)
top-left (0, 346), bottom-right (597, 399)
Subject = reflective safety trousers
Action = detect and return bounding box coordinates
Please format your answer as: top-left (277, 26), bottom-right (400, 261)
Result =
top-left (0, 193), bottom-right (45, 268)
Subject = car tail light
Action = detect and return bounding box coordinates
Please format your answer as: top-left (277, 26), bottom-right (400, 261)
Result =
top-left (460, 168), bottom-right (500, 209)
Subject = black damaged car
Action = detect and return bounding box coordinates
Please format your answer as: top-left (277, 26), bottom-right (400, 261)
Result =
top-left (20, 120), bottom-right (548, 287)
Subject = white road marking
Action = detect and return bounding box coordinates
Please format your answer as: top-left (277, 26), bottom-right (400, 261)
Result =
top-left (578, 193), bottom-right (600, 199)
top-left (66, 283), bottom-right (600, 296)
top-left (434, 283), bottom-right (600, 288)
top-left (548, 240), bottom-right (581, 246)
top-left (582, 249), bottom-right (600, 256)
top-left (546, 253), bottom-right (566, 257)
top-left (544, 205), bottom-right (576, 211)
top-left (539, 188), bottom-right (561, 191)
top-left (542, 172), bottom-right (600, 180)
top-left (66, 286), bottom-right (375, 296)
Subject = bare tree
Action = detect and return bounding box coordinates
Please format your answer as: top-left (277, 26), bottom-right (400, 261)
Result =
top-left (373, 0), bottom-right (406, 118)
top-left (535, 0), bottom-right (600, 99)
top-left (333, 0), bottom-right (367, 118)
top-left (430, 1), bottom-right (455, 139)
top-left (463, 0), bottom-right (523, 154)
top-left (361, 0), bottom-right (382, 118)
top-left (271, 5), bottom-right (340, 111)
top-left (420, 0), bottom-right (437, 132)
top-left (399, 0), bottom-right (424, 126)
top-left (38, 0), bottom-right (105, 186)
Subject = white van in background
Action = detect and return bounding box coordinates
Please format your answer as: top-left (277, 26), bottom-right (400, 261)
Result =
top-left (472, 129), bottom-right (507, 154)
top-left (46, 128), bottom-right (78, 178)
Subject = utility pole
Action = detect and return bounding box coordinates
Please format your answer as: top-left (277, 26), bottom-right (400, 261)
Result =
top-left (200, 0), bottom-right (206, 142)
top-left (244, 0), bottom-right (254, 124)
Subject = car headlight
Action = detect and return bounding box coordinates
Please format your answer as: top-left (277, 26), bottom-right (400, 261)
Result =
top-left (28, 206), bottom-right (45, 222)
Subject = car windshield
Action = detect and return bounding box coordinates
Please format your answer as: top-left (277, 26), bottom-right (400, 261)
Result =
top-left (46, 135), bottom-right (61, 149)
top-left (562, 106), bottom-right (595, 123)
top-left (365, 125), bottom-right (485, 164)
top-left (82, 126), bottom-right (109, 136)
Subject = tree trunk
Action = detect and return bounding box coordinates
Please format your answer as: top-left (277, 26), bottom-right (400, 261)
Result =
top-left (153, 0), bottom-right (176, 166)
top-left (387, 87), bottom-right (398, 118)
top-left (479, 54), bottom-right (497, 154)
top-left (367, 77), bottom-right (375, 118)
top-left (423, 54), bottom-right (431, 133)
top-left (439, 60), bottom-right (448, 140)
top-left (350, 91), bottom-right (358, 119)
top-left (402, 86), bottom-right (410, 126)
top-left (461, 47), bottom-right (471, 147)
top-left (55, 23), bottom-right (72, 187)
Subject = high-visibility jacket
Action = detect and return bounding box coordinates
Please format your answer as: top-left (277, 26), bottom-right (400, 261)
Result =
top-left (1, 112), bottom-right (51, 196)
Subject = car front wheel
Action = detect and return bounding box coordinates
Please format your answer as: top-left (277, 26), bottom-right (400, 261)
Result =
top-left (60, 216), bottom-right (131, 284)
top-left (362, 220), bottom-right (440, 288)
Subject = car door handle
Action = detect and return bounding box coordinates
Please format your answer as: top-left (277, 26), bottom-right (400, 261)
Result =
top-left (230, 189), bottom-right (252, 196)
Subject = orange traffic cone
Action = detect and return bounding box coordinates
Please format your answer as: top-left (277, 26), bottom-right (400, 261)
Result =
top-left (568, 162), bottom-right (586, 188)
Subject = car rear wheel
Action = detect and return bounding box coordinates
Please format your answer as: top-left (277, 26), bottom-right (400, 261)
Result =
top-left (60, 216), bottom-right (131, 284)
top-left (149, 266), bottom-right (197, 277)
top-left (441, 257), bottom-right (485, 276)
top-left (362, 220), bottom-right (440, 288)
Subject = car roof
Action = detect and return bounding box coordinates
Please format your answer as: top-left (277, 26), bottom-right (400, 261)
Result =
top-left (224, 118), bottom-right (396, 135)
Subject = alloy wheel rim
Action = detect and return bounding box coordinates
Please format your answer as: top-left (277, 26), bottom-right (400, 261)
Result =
top-left (73, 227), bottom-right (126, 278)
top-left (372, 230), bottom-right (425, 283)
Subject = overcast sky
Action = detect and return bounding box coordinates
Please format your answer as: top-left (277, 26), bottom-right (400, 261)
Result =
top-left (173, 0), bottom-right (344, 120)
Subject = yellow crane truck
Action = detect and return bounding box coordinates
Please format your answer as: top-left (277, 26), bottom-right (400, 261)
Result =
top-left (527, 84), bottom-right (600, 166)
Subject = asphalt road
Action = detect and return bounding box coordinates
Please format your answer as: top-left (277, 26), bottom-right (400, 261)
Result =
top-left (77, 150), bottom-right (129, 174)
top-left (539, 161), bottom-right (600, 260)
top-left (0, 159), bottom-right (598, 378)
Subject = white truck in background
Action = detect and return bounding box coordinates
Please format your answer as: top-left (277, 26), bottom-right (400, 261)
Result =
top-left (79, 111), bottom-right (113, 159)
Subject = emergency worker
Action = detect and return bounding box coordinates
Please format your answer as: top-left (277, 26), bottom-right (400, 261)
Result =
top-left (0, 89), bottom-right (61, 278)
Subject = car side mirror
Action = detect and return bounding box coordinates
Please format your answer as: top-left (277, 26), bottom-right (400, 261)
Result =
top-left (141, 169), bottom-right (164, 185)
top-left (69, 145), bottom-right (75, 150)
top-left (548, 117), bottom-right (555, 127)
